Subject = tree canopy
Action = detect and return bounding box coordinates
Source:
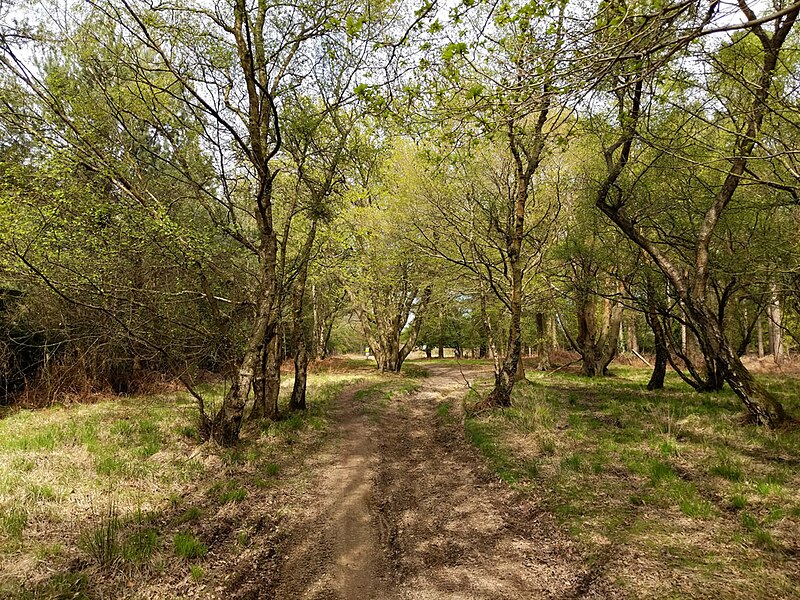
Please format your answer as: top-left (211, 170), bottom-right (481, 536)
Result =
top-left (2, 0), bottom-right (800, 441)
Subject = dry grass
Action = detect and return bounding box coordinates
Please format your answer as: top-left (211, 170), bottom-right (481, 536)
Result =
top-left (0, 371), bottom-right (374, 599)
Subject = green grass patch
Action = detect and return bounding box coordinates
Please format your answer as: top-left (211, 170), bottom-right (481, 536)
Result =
top-left (174, 532), bottom-right (207, 560)
top-left (94, 455), bottom-right (128, 477)
top-left (350, 378), bottom-right (420, 420)
top-left (7, 572), bottom-right (91, 600)
top-left (730, 494), bottom-right (748, 510)
top-left (708, 450), bottom-right (744, 482)
top-left (0, 506), bottom-right (27, 538)
top-left (436, 401), bottom-right (453, 423)
top-left (0, 371), bottom-right (368, 598)
top-left (263, 462), bottom-right (280, 477)
top-left (648, 460), bottom-right (677, 485)
top-left (78, 503), bottom-right (122, 568)
top-left (190, 564), bottom-right (205, 582)
top-left (26, 483), bottom-right (58, 503)
top-left (679, 497), bottom-right (715, 519)
top-left (401, 363), bottom-right (430, 378)
top-left (465, 418), bottom-right (538, 484)
top-left (177, 506), bottom-right (202, 523)
top-left (121, 528), bottom-right (158, 563)
top-left (560, 453), bottom-right (583, 473)
top-left (209, 480), bottom-right (247, 504)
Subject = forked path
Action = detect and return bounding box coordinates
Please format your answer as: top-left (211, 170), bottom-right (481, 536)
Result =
top-left (273, 364), bottom-right (616, 599)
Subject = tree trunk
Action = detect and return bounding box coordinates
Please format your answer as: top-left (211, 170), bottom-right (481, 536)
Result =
top-left (487, 235), bottom-right (523, 404)
top-left (645, 285), bottom-right (668, 391)
top-left (367, 286), bottom-right (431, 373)
top-left (688, 301), bottom-right (785, 425)
top-left (768, 284), bottom-right (784, 364)
top-left (647, 327), bottom-right (668, 391)
top-left (485, 113), bottom-right (551, 407)
top-left (290, 340), bottom-right (308, 411)
top-left (548, 313), bottom-right (559, 350)
top-left (425, 346), bottom-right (432, 359)
top-left (311, 288), bottom-right (342, 361)
top-left (289, 222), bottom-right (317, 411)
top-left (311, 284), bottom-right (322, 360)
top-left (489, 363), bottom-right (514, 408)
top-left (535, 311), bottom-right (551, 371)
top-left (515, 352), bottom-right (526, 381)
top-left (740, 307), bottom-right (750, 356)
top-left (289, 298), bottom-right (309, 410)
top-left (593, 10), bottom-right (800, 426)
top-left (252, 333), bottom-right (281, 420)
top-left (437, 344), bottom-right (444, 359)
top-left (688, 319), bottom-right (726, 391)
top-left (212, 240), bottom-right (278, 444)
top-left (757, 316), bottom-right (765, 358)
top-left (250, 342), bottom-right (267, 420)
top-left (726, 353), bottom-right (786, 426)
top-left (627, 316), bottom-right (639, 353)
top-left (568, 292), bottom-right (623, 377)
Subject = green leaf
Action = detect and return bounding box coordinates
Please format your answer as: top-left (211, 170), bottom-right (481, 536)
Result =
top-left (442, 42), bottom-right (467, 61)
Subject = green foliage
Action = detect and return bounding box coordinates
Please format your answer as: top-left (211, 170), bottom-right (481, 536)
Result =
top-left (442, 42), bottom-right (467, 61)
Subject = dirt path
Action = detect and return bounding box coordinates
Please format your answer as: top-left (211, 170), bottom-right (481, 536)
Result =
top-left (273, 364), bottom-right (616, 599)
top-left (273, 382), bottom-right (392, 599)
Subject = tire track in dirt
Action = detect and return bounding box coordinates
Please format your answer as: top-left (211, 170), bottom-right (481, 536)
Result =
top-left (272, 383), bottom-right (394, 599)
top-left (373, 364), bottom-right (618, 599)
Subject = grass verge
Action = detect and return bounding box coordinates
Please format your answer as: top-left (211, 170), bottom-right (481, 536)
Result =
top-left (0, 370), bottom-right (366, 599)
top-left (463, 367), bottom-right (800, 599)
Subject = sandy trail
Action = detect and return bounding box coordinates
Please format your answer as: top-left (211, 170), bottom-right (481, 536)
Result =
top-left (273, 364), bottom-right (616, 599)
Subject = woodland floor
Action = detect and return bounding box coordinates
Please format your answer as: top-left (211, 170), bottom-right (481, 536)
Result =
top-left (0, 359), bottom-right (798, 599)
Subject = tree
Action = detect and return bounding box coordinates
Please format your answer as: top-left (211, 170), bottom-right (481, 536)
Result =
top-left (0, 18), bottom-right (246, 404)
top-left (401, 0), bottom-right (572, 406)
top-left (340, 143), bottom-right (434, 372)
top-left (1, 0), bottom-right (388, 443)
top-left (590, 0), bottom-right (798, 425)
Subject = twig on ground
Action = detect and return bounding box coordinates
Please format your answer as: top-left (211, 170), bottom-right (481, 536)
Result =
top-left (456, 358), bottom-right (477, 392)
top-left (631, 349), bottom-right (653, 367)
